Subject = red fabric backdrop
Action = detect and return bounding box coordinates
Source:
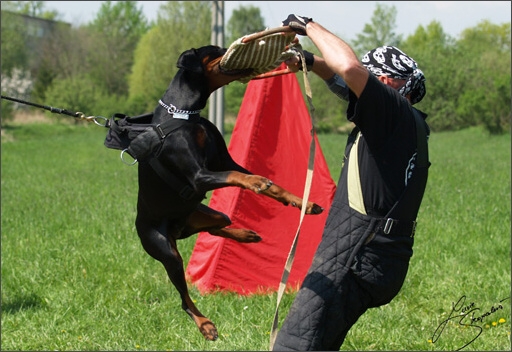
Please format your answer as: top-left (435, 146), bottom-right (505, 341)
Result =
top-left (186, 67), bottom-right (336, 295)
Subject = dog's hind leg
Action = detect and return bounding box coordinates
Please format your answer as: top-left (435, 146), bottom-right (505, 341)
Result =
top-left (209, 227), bottom-right (263, 243)
top-left (135, 215), bottom-right (219, 341)
top-left (182, 204), bottom-right (262, 243)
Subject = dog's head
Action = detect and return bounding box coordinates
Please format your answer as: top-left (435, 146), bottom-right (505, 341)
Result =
top-left (177, 45), bottom-right (254, 92)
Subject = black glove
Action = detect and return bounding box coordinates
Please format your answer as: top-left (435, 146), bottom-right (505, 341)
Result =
top-left (281, 14), bottom-right (312, 36)
top-left (299, 50), bottom-right (315, 71)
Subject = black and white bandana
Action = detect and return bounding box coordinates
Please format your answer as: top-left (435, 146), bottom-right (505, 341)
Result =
top-left (361, 46), bottom-right (426, 104)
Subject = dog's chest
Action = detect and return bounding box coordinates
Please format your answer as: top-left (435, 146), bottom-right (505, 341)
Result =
top-left (162, 122), bottom-right (222, 167)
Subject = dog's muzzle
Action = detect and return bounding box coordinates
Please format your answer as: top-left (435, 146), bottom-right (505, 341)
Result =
top-left (218, 65), bottom-right (254, 77)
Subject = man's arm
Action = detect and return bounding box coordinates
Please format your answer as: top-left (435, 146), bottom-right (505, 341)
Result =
top-left (305, 21), bottom-right (368, 98)
top-left (282, 15), bottom-right (369, 98)
top-left (286, 50), bottom-right (350, 101)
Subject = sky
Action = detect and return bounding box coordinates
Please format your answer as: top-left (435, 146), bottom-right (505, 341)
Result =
top-left (41, 1), bottom-right (511, 41)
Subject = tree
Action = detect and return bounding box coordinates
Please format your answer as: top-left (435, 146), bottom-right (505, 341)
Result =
top-left (35, 1), bottom-right (150, 116)
top-left (224, 5), bottom-right (266, 118)
top-left (33, 25), bottom-right (93, 105)
top-left (0, 10), bottom-right (29, 74)
top-left (0, 1), bottom-right (59, 20)
top-left (400, 19), bottom-right (511, 134)
top-left (1, 1), bottom-right (60, 120)
top-left (455, 20), bottom-right (511, 134)
top-left (37, 25), bottom-right (108, 116)
top-left (351, 2), bottom-right (402, 57)
top-left (128, 1), bottom-right (211, 114)
top-left (86, 1), bottom-right (149, 97)
top-left (225, 5), bottom-right (266, 44)
top-left (400, 21), bottom-right (461, 131)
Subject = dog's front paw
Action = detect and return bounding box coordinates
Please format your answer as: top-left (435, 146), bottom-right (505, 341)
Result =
top-left (289, 201), bottom-right (324, 215)
top-left (255, 178), bottom-right (273, 194)
top-left (242, 175), bottom-right (273, 194)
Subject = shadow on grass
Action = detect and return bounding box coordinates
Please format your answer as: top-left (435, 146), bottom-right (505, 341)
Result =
top-left (1, 292), bottom-right (45, 314)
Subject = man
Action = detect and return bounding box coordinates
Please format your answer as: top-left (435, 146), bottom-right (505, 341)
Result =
top-left (272, 15), bottom-right (430, 351)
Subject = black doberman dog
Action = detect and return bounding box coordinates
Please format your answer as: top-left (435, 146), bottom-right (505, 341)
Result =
top-left (134, 45), bottom-right (324, 341)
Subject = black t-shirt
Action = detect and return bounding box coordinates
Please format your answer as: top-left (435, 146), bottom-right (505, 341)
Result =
top-left (344, 74), bottom-right (427, 217)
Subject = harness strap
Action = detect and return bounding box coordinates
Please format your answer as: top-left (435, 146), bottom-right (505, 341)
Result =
top-left (148, 158), bottom-right (197, 201)
top-left (343, 108), bottom-right (429, 236)
top-left (144, 116), bottom-right (201, 201)
top-left (413, 109), bottom-right (429, 168)
top-left (269, 48), bottom-right (316, 351)
top-left (385, 109), bottom-right (430, 223)
top-left (106, 112), bottom-right (201, 200)
top-left (376, 217), bottom-right (417, 237)
top-left (151, 112), bottom-right (200, 137)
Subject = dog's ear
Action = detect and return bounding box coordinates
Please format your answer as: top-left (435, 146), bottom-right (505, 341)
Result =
top-left (176, 49), bottom-right (204, 74)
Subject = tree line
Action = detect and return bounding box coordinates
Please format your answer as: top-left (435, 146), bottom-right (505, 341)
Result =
top-left (1, 1), bottom-right (510, 134)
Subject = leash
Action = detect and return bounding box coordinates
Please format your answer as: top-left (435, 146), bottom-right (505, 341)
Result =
top-left (219, 27), bottom-right (318, 348)
top-left (220, 25), bottom-right (318, 349)
top-left (1, 94), bottom-right (108, 127)
top-left (268, 48), bottom-right (316, 350)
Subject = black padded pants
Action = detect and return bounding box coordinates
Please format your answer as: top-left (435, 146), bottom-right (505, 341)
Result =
top-left (273, 203), bottom-right (413, 351)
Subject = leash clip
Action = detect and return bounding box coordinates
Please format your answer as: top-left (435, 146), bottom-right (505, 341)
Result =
top-left (83, 115), bottom-right (109, 127)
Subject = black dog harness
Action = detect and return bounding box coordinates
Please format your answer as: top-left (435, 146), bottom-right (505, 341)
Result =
top-left (104, 102), bottom-right (202, 200)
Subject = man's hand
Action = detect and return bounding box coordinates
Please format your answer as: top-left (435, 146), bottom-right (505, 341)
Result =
top-left (284, 55), bottom-right (301, 73)
top-left (284, 49), bottom-right (315, 73)
top-left (281, 14), bottom-right (312, 36)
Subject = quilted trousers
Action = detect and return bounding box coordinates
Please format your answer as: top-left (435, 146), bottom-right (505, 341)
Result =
top-left (273, 202), bottom-right (414, 351)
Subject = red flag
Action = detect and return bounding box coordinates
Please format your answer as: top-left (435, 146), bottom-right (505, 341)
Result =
top-left (186, 67), bottom-right (336, 295)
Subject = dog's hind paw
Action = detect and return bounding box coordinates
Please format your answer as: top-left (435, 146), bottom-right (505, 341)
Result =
top-left (200, 321), bottom-right (218, 341)
top-left (210, 228), bottom-right (262, 243)
top-left (198, 318), bottom-right (219, 341)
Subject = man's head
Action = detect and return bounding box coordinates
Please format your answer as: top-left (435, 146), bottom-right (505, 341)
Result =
top-left (361, 46), bottom-right (426, 104)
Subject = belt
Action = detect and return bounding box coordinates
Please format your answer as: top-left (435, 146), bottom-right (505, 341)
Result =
top-left (377, 218), bottom-right (416, 238)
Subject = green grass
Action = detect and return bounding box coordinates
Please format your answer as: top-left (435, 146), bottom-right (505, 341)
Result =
top-left (1, 120), bottom-right (510, 351)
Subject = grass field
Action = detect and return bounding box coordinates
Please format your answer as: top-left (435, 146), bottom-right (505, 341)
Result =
top-left (1, 117), bottom-right (510, 351)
